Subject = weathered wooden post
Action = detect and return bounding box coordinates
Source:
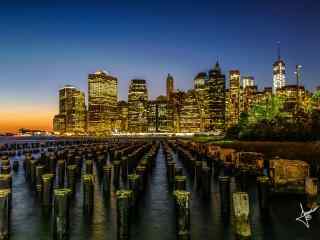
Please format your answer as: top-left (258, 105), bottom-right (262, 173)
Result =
top-left (35, 165), bottom-right (45, 194)
top-left (67, 165), bottom-right (77, 194)
top-left (0, 175), bottom-right (12, 190)
top-left (57, 160), bottom-right (65, 188)
top-left (103, 165), bottom-right (112, 196)
top-left (305, 177), bottom-right (318, 209)
top-left (201, 166), bottom-right (211, 197)
top-left (42, 174), bottom-right (55, 206)
top-left (257, 176), bottom-right (270, 211)
top-left (0, 175), bottom-right (11, 211)
top-left (83, 174), bottom-right (94, 213)
top-left (0, 166), bottom-right (10, 175)
top-left (85, 160), bottom-right (93, 174)
top-left (219, 176), bottom-right (230, 216)
top-left (233, 192), bottom-right (251, 239)
top-left (121, 157), bottom-right (128, 181)
top-left (195, 161), bottom-right (202, 188)
top-left (128, 174), bottom-right (140, 206)
top-left (0, 189), bottom-right (10, 240)
top-left (113, 161), bottom-right (121, 188)
top-left (48, 155), bottom-right (57, 174)
top-left (53, 188), bottom-right (71, 240)
top-left (136, 165), bottom-right (147, 191)
top-left (175, 176), bottom-right (186, 191)
top-left (116, 190), bottom-right (132, 240)
top-left (173, 190), bottom-right (190, 240)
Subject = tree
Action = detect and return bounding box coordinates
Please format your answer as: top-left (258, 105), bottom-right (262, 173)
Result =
top-left (248, 95), bottom-right (289, 124)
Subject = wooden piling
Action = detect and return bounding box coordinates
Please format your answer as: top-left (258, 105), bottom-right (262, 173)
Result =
top-left (232, 192), bottom-right (251, 239)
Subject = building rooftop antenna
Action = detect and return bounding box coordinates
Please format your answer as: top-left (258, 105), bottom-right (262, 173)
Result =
top-left (277, 41), bottom-right (281, 60)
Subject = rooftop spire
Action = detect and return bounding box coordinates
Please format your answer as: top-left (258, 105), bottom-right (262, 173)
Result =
top-left (277, 41), bottom-right (281, 60)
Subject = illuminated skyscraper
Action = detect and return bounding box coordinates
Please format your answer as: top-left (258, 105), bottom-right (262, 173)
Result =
top-left (166, 74), bottom-right (174, 101)
top-left (180, 90), bottom-right (201, 133)
top-left (128, 79), bottom-right (148, 132)
top-left (273, 43), bottom-right (286, 93)
top-left (243, 85), bottom-right (258, 113)
top-left (194, 72), bottom-right (209, 131)
top-left (229, 70), bottom-right (241, 126)
top-left (115, 101), bottom-right (129, 133)
top-left (147, 96), bottom-right (173, 133)
top-left (242, 76), bottom-right (255, 89)
top-left (53, 85), bottom-right (86, 134)
top-left (208, 62), bottom-right (226, 132)
top-left (87, 70), bottom-right (118, 135)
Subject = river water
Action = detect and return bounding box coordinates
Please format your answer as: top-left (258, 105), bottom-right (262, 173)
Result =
top-left (3, 138), bottom-right (320, 240)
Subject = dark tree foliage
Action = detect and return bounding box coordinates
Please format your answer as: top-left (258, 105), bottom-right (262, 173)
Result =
top-left (230, 92), bottom-right (320, 141)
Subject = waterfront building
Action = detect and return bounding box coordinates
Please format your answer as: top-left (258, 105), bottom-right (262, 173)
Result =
top-left (243, 85), bottom-right (258, 113)
top-left (53, 115), bottom-right (66, 133)
top-left (242, 76), bottom-right (255, 89)
top-left (179, 90), bottom-right (201, 133)
top-left (273, 45), bottom-right (286, 94)
top-left (166, 74), bottom-right (175, 101)
top-left (228, 70), bottom-right (241, 126)
top-left (53, 85), bottom-right (86, 134)
top-left (207, 62), bottom-right (226, 132)
top-left (147, 96), bottom-right (173, 133)
top-left (277, 85), bottom-right (310, 118)
top-left (115, 101), bottom-right (129, 133)
top-left (128, 79), bottom-right (149, 132)
top-left (225, 89), bottom-right (231, 127)
top-left (87, 70), bottom-right (118, 135)
top-left (172, 90), bottom-right (186, 133)
top-left (194, 72), bottom-right (210, 131)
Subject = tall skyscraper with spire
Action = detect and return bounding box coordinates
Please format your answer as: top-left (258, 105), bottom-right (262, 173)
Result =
top-left (273, 42), bottom-right (286, 93)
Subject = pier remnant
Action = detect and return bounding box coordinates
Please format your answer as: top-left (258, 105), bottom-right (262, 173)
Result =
top-left (53, 188), bottom-right (71, 240)
top-left (116, 190), bottom-right (132, 240)
top-left (233, 192), bottom-right (251, 239)
top-left (173, 190), bottom-right (190, 240)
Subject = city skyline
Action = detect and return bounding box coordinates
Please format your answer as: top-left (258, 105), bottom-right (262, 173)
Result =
top-left (1, 0), bottom-right (320, 132)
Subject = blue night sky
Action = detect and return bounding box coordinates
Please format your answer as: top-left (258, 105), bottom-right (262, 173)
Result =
top-left (0, 0), bottom-right (319, 131)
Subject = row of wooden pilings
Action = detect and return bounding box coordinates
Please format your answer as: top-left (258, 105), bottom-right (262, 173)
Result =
top-left (164, 140), bottom-right (280, 240)
top-left (0, 139), bottom-right (159, 240)
top-left (162, 141), bottom-right (190, 240)
top-left (0, 139), bottom-right (103, 157)
top-left (0, 154), bottom-right (16, 240)
top-left (116, 142), bottom-right (160, 240)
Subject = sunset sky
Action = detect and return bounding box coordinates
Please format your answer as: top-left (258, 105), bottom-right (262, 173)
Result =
top-left (0, 0), bottom-right (319, 133)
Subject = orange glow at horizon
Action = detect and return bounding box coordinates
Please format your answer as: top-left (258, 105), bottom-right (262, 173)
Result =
top-left (0, 105), bottom-right (56, 133)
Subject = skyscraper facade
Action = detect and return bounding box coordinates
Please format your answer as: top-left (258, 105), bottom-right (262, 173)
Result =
top-left (242, 76), bottom-right (255, 89)
top-left (147, 96), bottom-right (173, 133)
top-left (128, 79), bottom-right (149, 132)
top-left (180, 90), bottom-right (201, 132)
top-left (53, 85), bottom-right (86, 134)
top-left (194, 72), bottom-right (209, 131)
top-left (166, 74), bottom-right (174, 101)
top-left (208, 62), bottom-right (226, 132)
top-left (87, 70), bottom-right (118, 135)
top-left (273, 46), bottom-right (286, 94)
top-left (115, 101), bottom-right (129, 133)
top-left (229, 70), bottom-right (241, 126)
